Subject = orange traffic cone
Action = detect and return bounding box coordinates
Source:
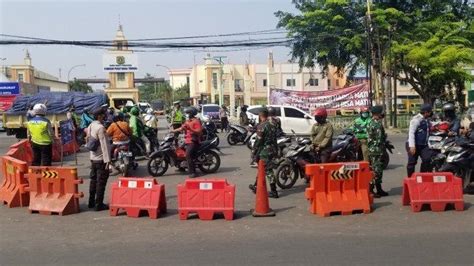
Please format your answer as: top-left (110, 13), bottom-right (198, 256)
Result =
top-left (251, 160), bottom-right (275, 217)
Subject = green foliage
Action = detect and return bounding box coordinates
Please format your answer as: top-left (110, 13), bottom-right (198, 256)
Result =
top-left (68, 79), bottom-right (93, 93)
top-left (173, 84), bottom-right (190, 101)
top-left (276, 0), bottom-right (474, 103)
top-left (138, 73), bottom-right (172, 104)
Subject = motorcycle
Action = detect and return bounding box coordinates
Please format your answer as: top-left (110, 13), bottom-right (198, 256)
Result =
top-left (201, 116), bottom-right (219, 147)
top-left (130, 126), bottom-right (160, 157)
top-left (227, 119), bottom-right (256, 146)
top-left (147, 134), bottom-right (221, 177)
top-left (438, 137), bottom-right (474, 192)
top-left (111, 142), bottom-right (136, 177)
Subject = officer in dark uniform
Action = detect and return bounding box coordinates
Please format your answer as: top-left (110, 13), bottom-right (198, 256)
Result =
top-left (406, 104), bottom-right (433, 177)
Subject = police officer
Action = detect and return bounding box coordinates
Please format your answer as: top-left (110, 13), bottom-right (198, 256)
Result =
top-left (268, 106), bottom-right (284, 137)
top-left (311, 108), bottom-right (333, 163)
top-left (367, 105), bottom-right (388, 198)
top-left (353, 106), bottom-right (371, 161)
top-left (171, 101), bottom-right (185, 129)
top-left (87, 107), bottom-right (111, 211)
top-left (442, 103), bottom-right (461, 136)
top-left (249, 109), bottom-right (279, 198)
top-left (27, 104), bottom-right (54, 166)
top-left (407, 104), bottom-right (433, 177)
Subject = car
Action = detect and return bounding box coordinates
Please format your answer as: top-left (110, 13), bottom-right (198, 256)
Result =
top-left (246, 105), bottom-right (315, 135)
top-left (200, 104), bottom-right (221, 128)
top-left (138, 102), bottom-right (152, 113)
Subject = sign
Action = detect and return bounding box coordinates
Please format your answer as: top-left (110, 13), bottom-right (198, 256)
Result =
top-left (269, 83), bottom-right (369, 113)
top-left (0, 82), bottom-right (20, 95)
top-left (59, 120), bottom-right (74, 145)
top-left (42, 170), bottom-right (58, 179)
top-left (199, 182), bottom-right (213, 190)
top-left (102, 54), bottom-right (138, 72)
top-left (330, 165), bottom-right (354, 180)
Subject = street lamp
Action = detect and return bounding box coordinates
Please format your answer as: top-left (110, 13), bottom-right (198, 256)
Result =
top-left (156, 64), bottom-right (173, 102)
top-left (67, 64), bottom-right (86, 82)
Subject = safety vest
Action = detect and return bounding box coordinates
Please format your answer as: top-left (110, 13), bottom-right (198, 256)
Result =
top-left (27, 116), bottom-right (53, 145)
top-left (173, 109), bottom-right (184, 124)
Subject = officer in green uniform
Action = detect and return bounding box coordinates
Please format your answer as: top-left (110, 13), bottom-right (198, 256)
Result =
top-left (171, 101), bottom-right (185, 129)
top-left (367, 105), bottom-right (388, 198)
top-left (27, 103), bottom-right (54, 166)
top-left (249, 109), bottom-right (279, 198)
top-left (352, 106), bottom-right (371, 161)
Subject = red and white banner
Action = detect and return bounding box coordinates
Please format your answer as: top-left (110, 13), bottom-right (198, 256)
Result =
top-left (269, 83), bottom-right (369, 112)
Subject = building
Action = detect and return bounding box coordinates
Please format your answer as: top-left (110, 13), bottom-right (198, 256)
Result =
top-left (0, 50), bottom-right (69, 94)
top-left (170, 52), bottom-right (344, 115)
top-left (103, 25), bottom-right (139, 106)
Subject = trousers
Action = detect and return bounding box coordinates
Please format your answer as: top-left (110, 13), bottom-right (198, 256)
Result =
top-left (89, 161), bottom-right (110, 205)
top-left (359, 139), bottom-right (369, 161)
top-left (406, 143), bottom-right (432, 177)
top-left (369, 153), bottom-right (383, 185)
top-left (31, 142), bottom-right (52, 166)
top-left (186, 143), bottom-right (199, 175)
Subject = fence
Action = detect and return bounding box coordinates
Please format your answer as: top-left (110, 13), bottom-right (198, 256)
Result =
top-left (328, 114), bottom-right (411, 130)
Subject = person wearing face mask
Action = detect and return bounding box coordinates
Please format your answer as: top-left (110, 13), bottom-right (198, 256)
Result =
top-left (353, 106), bottom-right (371, 161)
top-left (367, 105), bottom-right (388, 197)
top-left (406, 104), bottom-right (433, 177)
top-left (311, 108), bottom-right (333, 163)
top-left (171, 107), bottom-right (203, 178)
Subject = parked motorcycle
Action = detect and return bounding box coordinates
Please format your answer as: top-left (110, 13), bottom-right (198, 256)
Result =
top-left (227, 119), bottom-right (256, 146)
top-left (202, 116), bottom-right (220, 147)
top-left (438, 137), bottom-right (474, 192)
top-left (147, 134), bottom-right (221, 177)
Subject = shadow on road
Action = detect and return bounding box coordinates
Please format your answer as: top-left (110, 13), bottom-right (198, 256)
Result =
top-left (279, 184), bottom-right (308, 198)
top-left (373, 201), bottom-right (392, 210)
top-left (218, 167), bottom-right (242, 174)
top-left (386, 164), bottom-right (403, 170)
top-left (389, 186), bottom-right (403, 196)
top-left (273, 206), bottom-right (296, 214)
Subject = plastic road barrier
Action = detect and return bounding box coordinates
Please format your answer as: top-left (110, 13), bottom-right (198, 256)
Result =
top-left (0, 155), bottom-right (29, 207)
top-left (251, 160), bottom-right (275, 217)
top-left (305, 162), bottom-right (373, 217)
top-left (109, 177), bottom-right (167, 219)
top-left (26, 166), bottom-right (83, 215)
top-left (8, 140), bottom-right (33, 164)
top-left (178, 178), bottom-right (235, 220)
top-left (402, 172), bottom-right (464, 212)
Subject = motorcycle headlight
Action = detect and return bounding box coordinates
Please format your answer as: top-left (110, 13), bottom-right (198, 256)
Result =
top-left (446, 153), bottom-right (463, 163)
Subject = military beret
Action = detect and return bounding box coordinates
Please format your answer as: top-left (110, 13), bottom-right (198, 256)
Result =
top-left (371, 105), bottom-right (384, 114)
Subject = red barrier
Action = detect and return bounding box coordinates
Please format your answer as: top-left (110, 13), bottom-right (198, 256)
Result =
top-left (402, 172), bottom-right (464, 212)
top-left (9, 140), bottom-right (33, 164)
top-left (305, 162), bottom-right (373, 217)
top-left (109, 177), bottom-right (167, 219)
top-left (26, 166), bottom-right (83, 215)
top-left (0, 156), bottom-right (29, 207)
top-left (178, 179), bottom-right (235, 220)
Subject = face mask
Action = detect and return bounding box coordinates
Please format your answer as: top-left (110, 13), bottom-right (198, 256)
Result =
top-left (361, 112), bottom-right (369, 119)
top-left (185, 114), bottom-right (190, 120)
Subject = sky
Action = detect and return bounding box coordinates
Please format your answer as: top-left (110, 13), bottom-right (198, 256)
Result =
top-left (0, 0), bottom-right (297, 84)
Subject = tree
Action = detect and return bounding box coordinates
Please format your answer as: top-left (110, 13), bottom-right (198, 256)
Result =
top-left (276, 0), bottom-right (474, 104)
top-left (69, 78), bottom-right (93, 93)
top-left (138, 73), bottom-right (172, 104)
top-left (174, 84), bottom-right (190, 101)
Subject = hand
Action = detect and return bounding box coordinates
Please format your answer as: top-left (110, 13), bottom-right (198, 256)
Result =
top-left (448, 131), bottom-right (455, 137)
top-left (409, 147), bottom-right (416, 156)
top-left (314, 145), bottom-right (320, 152)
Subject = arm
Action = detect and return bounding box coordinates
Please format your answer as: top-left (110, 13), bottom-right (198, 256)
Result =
top-left (408, 116), bottom-right (420, 148)
top-left (319, 124), bottom-right (333, 149)
top-left (98, 126), bottom-right (111, 163)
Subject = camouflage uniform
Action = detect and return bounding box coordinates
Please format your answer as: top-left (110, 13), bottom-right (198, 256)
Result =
top-left (269, 116), bottom-right (284, 137)
top-left (253, 120), bottom-right (278, 184)
top-left (367, 118), bottom-right (386, 185)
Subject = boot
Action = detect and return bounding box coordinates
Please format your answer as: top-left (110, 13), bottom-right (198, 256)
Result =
top-left (248, 183), bottom-right (256, 194)
top-left (269, 184), bottom-right (279, 199)
top-left (95, 203), bottom-right (109, 211)
top-left (88, 194), bottom-right (95, 209)
top-left (375, 184), bottom-right (389, 197)
top-left (370, 184), bottom-right (380, 198)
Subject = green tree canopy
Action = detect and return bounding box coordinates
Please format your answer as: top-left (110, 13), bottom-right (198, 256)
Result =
top-left (68, 78), bottom-right (93, 93)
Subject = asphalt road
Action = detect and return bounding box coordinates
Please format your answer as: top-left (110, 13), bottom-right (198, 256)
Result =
top-left (0, 123), bottom-right (473, 265)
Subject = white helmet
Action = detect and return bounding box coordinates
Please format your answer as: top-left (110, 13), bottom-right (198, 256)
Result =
top-left (146, 108), bottom-right (153, 115)
top-left (33, 103), bottom-right (47, 116)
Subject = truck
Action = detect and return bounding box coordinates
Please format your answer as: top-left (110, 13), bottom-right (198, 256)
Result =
top-left (3, 91), bottom-right (135, 139)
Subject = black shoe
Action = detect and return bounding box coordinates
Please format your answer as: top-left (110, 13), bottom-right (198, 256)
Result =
top-left (375, 184), bottom-right (389, 197)
top-left (88, 197), bottom-right (95, 209)
top-left (249, 184), bottom-right (256, 194)
top-left (94, 203), bottom-right (109, 211)
top-left (269, 190), bottom-right (279, 198)
top-left (369, 184), bottom-right (380, 198)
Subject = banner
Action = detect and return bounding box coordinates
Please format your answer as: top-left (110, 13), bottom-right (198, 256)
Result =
top-left (102, 54), bottom-right (138, 72)
top-left (59, 120), bottom-right (74, 145)
top-left (269, 83), bottom-right (369, 112)
top-left (0, 82), bottom-right (20, 95)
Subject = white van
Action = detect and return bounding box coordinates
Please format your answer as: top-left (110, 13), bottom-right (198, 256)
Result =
top-left (246, 105), bottom-right (315, 135)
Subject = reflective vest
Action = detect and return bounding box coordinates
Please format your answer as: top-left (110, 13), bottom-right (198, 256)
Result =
top-left (27, 116), bottom-right (53, 145)
top-left (173, 109), bottom-right (184, 124)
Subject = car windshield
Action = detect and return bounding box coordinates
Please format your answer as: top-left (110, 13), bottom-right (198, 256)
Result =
top-left (248, 107), bottom-right (266, 115)
top-left (203, 106), bottom-right (220, 115)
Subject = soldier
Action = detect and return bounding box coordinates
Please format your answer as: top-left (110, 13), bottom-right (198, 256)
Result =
top-left (367, 105), bottom-right (388, 198)
top-left (352, 106), bottom-right (371, 161)
top-left (248, 109), bottom-right (279, 198)
top-left (268, 106), bottom-right (284, 137)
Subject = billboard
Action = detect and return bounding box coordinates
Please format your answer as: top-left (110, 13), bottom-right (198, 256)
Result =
top-left (269, 83), bottom-right (369, 112)
top-left (102, 54), bottom-right (138, 72)
top-left (0, 82), bottom-right (20, 95)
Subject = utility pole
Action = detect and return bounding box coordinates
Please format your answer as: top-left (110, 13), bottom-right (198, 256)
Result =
top-left (213, 56), bottom-right (226, 106)
top-left (365, 0), bottom-right (373, 107)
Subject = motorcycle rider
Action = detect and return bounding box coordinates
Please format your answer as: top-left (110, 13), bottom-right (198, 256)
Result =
top-left (311, 108), bottom-right (333, 163)
top-left (367, 105), bottom-right (388, 198)
top-left (442, 103), bottom-right (461, 136)
top-left (353, 106), bottom-right (371, 161)
top-left (249, 109), bottom-right (279, 198)
top-left (144, 108), bottom-right (158, 134)
top-left (268, 106), bottom-right (284, 137)
top-left (129, 106), bottom-right (151, 156)
top-left (107, 112), bottom-right (132, 155)
top-left (240, 105), bottom-right (249, 126)
top-left (172, 107), bottom-right (203, 178)
top-left (406, 104), bottom-right (433, 177)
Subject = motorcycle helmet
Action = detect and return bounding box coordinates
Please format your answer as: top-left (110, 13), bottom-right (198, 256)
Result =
top-left (314, 108), bottom-right (327, 124)
top-left (442, 103), bottom-right (455, 112)
top-left (146, 108), bottom-right (154, 115)
top-left (130, 106), bottom-right (140, 116)
top-left (202, 115), bottom-right (210, 123)
top-left (268, 107), bottom-right (277, 117)
top-left (33, 103), bottom-right (47, 116)
top-left (184, 107), bottom-right (198, 118)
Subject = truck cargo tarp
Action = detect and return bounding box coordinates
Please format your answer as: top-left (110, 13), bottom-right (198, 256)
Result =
top-left (6, 92), bottom-right (108, 115)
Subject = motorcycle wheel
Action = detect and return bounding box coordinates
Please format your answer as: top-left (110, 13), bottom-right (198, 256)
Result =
top-left (198, 150), bottom-right (221, 173)
top-left (215, 135), bottom-right (220, 147)
top-left (147, 155), bottom-right (169, 177)
top-left (276, 162), bottom-right (299, 189)
top-left (122, 165), bottom-right (129, 177)
top-left (227, 133), bottom-right (238, 145)
top-left (456, 168), bottom-right (473, 192)
top-left (382, 150), bottom-right (390, 169)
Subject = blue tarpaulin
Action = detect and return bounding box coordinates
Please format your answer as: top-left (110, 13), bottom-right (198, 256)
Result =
top-left (6, 91), bottom-right (108, 115)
